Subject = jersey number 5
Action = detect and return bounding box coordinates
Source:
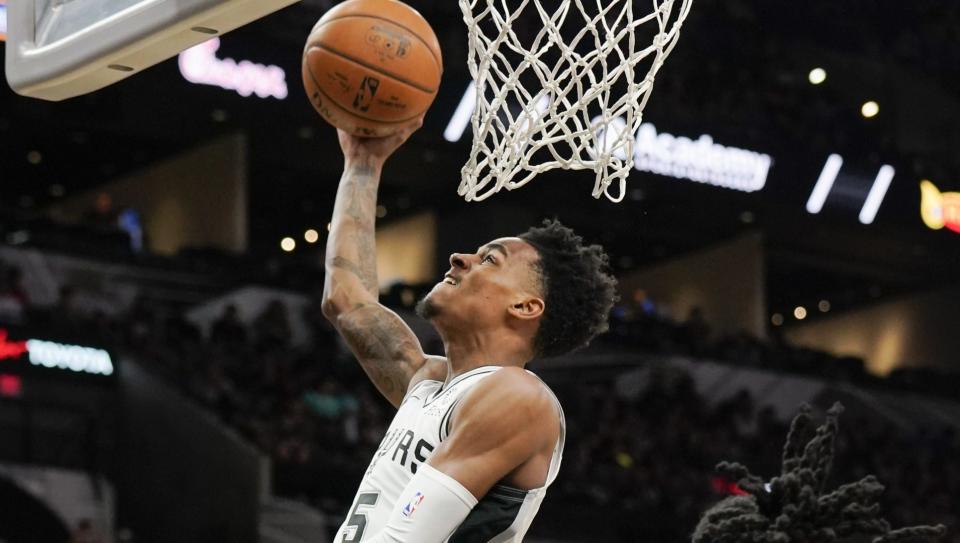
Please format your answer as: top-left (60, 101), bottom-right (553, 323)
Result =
top-left (344, 492), bottom-right (380, 542)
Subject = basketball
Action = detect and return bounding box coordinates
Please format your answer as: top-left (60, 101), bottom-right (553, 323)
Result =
top-left (301, 0), bottom-right (443, 137)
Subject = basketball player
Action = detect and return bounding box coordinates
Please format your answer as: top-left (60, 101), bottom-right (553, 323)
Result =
top-left (322, 118), bottom-right (617, 542)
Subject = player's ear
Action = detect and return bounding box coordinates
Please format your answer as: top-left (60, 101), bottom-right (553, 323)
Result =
top-left (508, 296), bottom-right (544, 321)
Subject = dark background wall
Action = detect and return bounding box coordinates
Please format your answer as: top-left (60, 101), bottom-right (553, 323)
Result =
top-left (118, 360), bottom-right (264, 543)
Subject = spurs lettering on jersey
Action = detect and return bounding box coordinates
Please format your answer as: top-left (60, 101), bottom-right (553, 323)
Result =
top-left (366, 427), bottom-right (435, 476)
top-left (335, 366), bottom-right (566, 543)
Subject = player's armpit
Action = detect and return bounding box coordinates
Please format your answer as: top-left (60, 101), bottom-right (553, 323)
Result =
top-left (426, 367), bottom-right (560, 499)
top-left (330, 301), bottom-right (432, 408)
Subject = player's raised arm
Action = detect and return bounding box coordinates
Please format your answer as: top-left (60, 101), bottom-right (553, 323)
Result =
top-left (321, 120), bottom-right (435, 408)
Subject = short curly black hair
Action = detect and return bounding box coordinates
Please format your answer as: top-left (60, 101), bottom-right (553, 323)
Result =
top-left (519, 219), bottom-right (618, 358)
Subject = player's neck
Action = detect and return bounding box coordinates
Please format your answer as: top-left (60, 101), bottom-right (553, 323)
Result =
top-left (439, 327), bottom-right (533, 379)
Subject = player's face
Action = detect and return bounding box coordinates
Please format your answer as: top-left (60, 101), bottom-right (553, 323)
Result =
top-left (417, 237), bottom-right (541, 327)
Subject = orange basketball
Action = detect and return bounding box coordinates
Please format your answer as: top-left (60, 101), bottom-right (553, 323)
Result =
top-left (302, 0), bottom-right (443, 137)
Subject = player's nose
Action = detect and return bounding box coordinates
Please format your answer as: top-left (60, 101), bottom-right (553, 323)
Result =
top-left (449, 253), bottom-right (471, 271)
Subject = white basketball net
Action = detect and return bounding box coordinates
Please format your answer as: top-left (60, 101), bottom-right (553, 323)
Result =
top-left (457, 0), bottom-right (693, 202)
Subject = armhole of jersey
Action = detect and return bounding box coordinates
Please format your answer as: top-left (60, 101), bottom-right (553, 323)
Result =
top-left (438, 395), bottom-right (463, 443)
top-left (545, 391), bottom-right (566, 486)
top-left (527, 370), bottom-right (566, 487)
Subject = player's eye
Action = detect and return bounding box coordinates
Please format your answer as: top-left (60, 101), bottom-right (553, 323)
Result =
top-left (481, 254), bottom-right (496, 264)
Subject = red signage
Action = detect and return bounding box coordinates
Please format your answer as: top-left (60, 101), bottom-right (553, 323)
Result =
top-left (0, 374), bottom-right (21, 397)
top-left (0, 329), bottom-right (28, 361)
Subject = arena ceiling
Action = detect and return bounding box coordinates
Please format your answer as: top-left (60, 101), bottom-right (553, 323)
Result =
top-left (2, 0), bottom-right (959, 318)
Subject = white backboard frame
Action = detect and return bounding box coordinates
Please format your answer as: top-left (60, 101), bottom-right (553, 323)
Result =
top-left (5, 0), bottom-right (300, 101)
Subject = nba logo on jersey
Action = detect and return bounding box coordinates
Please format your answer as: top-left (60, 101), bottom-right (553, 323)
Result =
top-left (402, 492), bottom-right (425, 517)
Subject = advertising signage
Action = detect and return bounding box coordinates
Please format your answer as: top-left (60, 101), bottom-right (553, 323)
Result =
top-left (920, 181), bottom-right (960, 234)
top-left (178, 37), bottom-right (288, 100)
top-left (0, 328), bottom-right (114, 377)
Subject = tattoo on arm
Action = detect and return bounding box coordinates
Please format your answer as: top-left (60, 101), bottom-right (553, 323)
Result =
top-left (327, 162), bottom-right (380, 297)
top-left (330, 162), bottom-right (381, 298)
top-left (331, 256), bottom-right (378, 294)
top-left (337, 303), bottom-right (424, 403)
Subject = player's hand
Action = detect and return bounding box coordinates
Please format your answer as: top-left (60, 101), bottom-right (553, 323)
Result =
top-left (338, 115), bottom-right (425, 167)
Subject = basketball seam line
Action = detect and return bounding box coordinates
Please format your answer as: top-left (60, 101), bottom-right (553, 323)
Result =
top-left (308, 43), bottom-right (437, 95)
top-left (307, 67), bottom-right (425, 125)
top-left (311, 13), bottom-right (443, 70)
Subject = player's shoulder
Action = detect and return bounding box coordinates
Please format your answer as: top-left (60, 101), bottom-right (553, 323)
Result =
top-left (470, 366), bottom-right (556, 415)
top-left (450, 366), bottom-right (559, 445)
top-left (488, 365), bottom-right (548, 390)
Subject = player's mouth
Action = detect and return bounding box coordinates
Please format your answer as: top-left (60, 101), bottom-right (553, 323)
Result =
top-left (442, 273), bottom-right (460, 286)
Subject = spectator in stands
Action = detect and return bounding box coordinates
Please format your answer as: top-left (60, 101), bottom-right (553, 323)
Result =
top-left (681, 306), bottom-right (711, 357)
top-left (2, 267), bottom-right (28, 307)
top-left (210, 303), bottom-right (247, 347)
top-left (69, 519), bottom-right (102, 543)
top-left (0, 265), bottom-right (27, 322)
top-left (83, 193), bottom-right (119, 232)
top-left (254, 299), bottom-right (292, 349)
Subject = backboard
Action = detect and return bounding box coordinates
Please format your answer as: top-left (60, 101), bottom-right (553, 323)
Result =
top-left (5, 0), bottom-right (300, 101)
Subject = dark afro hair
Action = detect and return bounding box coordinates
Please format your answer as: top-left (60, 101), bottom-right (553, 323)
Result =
top-left (519, 219), bottom-right (618, 358)
top-left (693, 403), bottom-right (947, 543)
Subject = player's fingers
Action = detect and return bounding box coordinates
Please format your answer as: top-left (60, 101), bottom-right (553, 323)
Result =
top-left (405, 115), bottom-right (425, 133)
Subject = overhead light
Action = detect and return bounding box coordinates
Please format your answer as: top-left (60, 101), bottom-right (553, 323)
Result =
top-left (304, 229), bottom-right (319, 243)
top-left (818, 300), bottom-right (831, 312)
top-left (444, 82), bottom-right (477, 143)
top-left (26, 150), bottom-right (42, 165)
top-left (858, 165), bottom-right (895, 224)
top-left (771, 313), bottom-right (784, 326)
top-left (861, 101), bottom-right (879, 118)
top-left (793, 306), bottom-right (808, 320)
top-left (806, 154), bottom-right (843, 214)
top-left (280, 237), bottom-right (296, 252)
top-left (376, 205), bottom-right (387, 219)
top-left (808, 67), bottom-right (827, 85)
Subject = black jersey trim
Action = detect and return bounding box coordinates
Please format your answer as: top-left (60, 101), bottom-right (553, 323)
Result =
top-left (447, 487), bottom-right (525, 543)
top-left (438, 396), bottom-right (461, 442)
top-left (487, 483), bottom-right (529, 502)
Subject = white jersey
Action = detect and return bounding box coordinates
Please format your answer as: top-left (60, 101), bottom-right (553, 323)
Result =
top-left (334, 365), bottom-right (566, 543)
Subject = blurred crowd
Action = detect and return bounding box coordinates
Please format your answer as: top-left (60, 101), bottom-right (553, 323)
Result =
top-left (555, 372), bottom-right (958, 541)
top-left (2, 256), bottom-right (956, 542)
top-left (604, 302), bottom-right (960, 399)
